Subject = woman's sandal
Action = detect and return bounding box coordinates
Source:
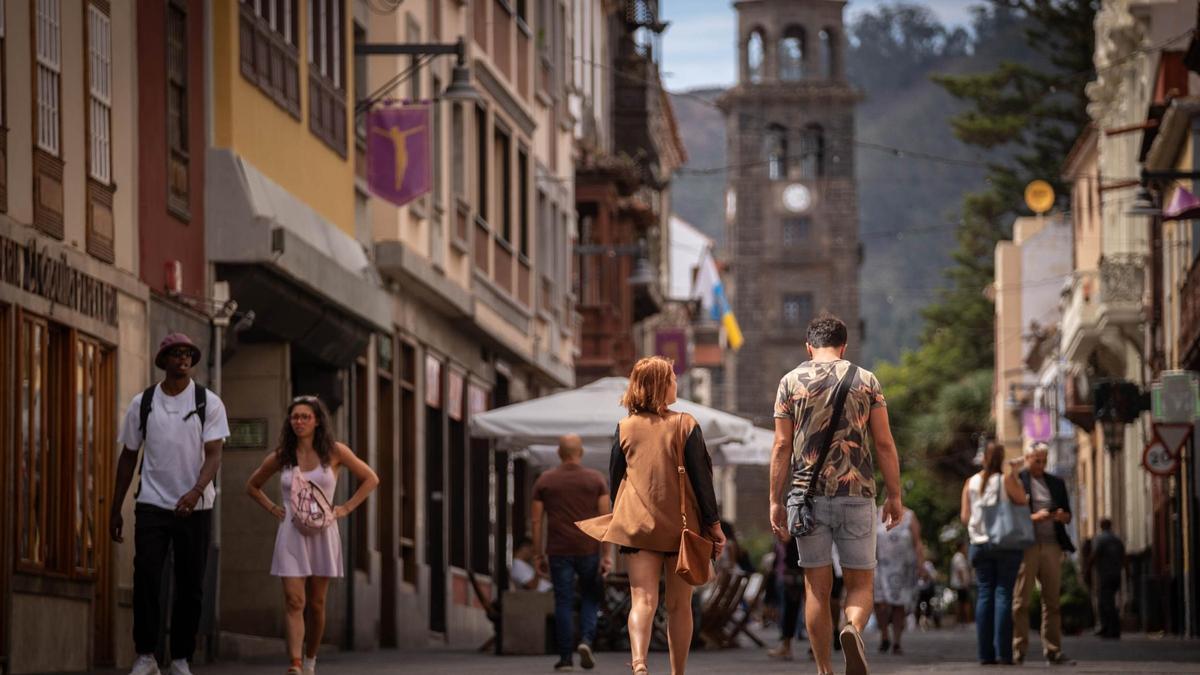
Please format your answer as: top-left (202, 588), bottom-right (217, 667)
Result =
top-left (630, 658), bottom-right (649, 674)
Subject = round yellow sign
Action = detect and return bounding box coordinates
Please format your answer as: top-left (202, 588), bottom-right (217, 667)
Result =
top-left (1025, 180), bottom-right (1055, 214)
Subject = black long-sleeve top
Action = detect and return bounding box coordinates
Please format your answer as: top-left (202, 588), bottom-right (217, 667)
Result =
top-left (609, 423), bottom-right (721, 526)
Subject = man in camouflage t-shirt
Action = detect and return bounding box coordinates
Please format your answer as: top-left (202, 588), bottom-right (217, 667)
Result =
top-left (768, 314), bottom-right (903, 675)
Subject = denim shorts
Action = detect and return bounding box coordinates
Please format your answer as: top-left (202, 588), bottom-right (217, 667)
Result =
top-left (793, 496), bottom-right (877, 570)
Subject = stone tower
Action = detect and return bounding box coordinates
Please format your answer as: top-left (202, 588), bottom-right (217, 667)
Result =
top-left (719, 0), bottom-right (862, 422)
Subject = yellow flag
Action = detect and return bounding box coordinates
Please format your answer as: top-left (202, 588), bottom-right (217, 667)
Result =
top-left (722, 312), bottom-right (744, 352)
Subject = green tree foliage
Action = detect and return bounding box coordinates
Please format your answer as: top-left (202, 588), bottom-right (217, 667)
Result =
top-left (877, 0), bottom-right (1097, 552)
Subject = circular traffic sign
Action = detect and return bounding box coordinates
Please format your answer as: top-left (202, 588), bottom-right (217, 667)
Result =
top-left (1143, 441), bottom-right (1179, 476)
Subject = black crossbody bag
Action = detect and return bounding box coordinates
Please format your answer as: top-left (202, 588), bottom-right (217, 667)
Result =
top-left (787, 364), bottom-right (858, 537)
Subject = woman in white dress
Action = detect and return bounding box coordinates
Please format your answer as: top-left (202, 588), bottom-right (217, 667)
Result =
top-left (873, 507), bottom-right (925, 655)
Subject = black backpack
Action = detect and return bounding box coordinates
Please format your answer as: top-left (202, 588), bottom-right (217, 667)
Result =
top-left (134, 382), bottom-right (208, 499)
top-left (139, 381), bottom-right (207, 438)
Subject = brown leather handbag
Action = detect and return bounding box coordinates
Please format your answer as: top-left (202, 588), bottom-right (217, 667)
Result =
top-left (673, 413), bottom-right (714, 586)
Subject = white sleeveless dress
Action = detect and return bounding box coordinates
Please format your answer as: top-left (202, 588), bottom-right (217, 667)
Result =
top-left (271, 464), bottom-right (343, 578)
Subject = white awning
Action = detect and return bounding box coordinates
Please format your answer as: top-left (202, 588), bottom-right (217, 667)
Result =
top-left (470, 377), bottom-right (756, 470)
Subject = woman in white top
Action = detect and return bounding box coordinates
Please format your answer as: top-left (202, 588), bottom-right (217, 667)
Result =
top-left (959, 442), bottom-right (1028, 665)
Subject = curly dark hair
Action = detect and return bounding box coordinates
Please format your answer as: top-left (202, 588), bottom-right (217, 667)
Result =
top-left (275, 395), bottom-right (336, 467)
top-left (806, 313), bottom-right (848, 349)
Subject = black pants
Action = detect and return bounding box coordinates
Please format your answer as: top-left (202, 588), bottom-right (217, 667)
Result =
top-left (134, 504), bottom-right (211, 660)
top-left (1097, 574), bottom-right (1121, 638)
top-left (780, 573), bottom-right (805, 640)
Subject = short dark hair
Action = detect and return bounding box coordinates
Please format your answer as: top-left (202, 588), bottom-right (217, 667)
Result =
top-left (1099, 518), bottom-right (1113, 531)
top-left (515, 537), bottom-right (533, 549)
top-left (806, 313), bottom-right (848, 349)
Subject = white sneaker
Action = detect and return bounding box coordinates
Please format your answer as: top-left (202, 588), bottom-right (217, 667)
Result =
top-left (168, 659), bottom-right (193, 675)
top-left (302, 656), bottom-right (317, 675)
top-left (130, 654), bottom-right (161, 675)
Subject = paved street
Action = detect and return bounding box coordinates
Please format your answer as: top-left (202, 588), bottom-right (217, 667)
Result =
top-left (99, 629), bottom-right (1200, 674)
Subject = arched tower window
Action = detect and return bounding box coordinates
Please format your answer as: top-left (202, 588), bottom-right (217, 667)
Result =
top-left (801, 124), bottom-right (825, 178)
top-left (779, 26), bottom-right (805, 81)
top-left (819, 28), bottom-right (838, 79)
top-left (747, 29), bottom-right (766, 84)
top-left (766, 124), bottom-right (788, 180)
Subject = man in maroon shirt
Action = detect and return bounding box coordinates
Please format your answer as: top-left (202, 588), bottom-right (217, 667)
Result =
top-left (531, 434), bottom-right (611, 671)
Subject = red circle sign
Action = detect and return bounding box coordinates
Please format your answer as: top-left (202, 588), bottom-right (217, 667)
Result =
top-left (1143, 441), bottom-right (1179, 476)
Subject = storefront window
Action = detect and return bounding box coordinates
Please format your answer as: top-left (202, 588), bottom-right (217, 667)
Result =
top-left (16, 312), bottom-right (112, 576)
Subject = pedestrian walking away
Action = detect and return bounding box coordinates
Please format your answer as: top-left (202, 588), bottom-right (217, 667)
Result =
top-left (950, 540), bottom-right (974, 626)
top-left (874, 508), bottom-right (924, 655)
top-left (109, 333), bottom-right (231, 675)
top-left (960, 442), bottom-right (1029, 666)
top-left (768, 314), bottom-right (905, 675)
top-left (530, 433), bottom-right (612, 671)
top-left (1012, 442), bottom-right (1076, 665)
top-left (1088, 517), bottom-right (1126, 639)
top-left (577, 356), bottom-right (726, 675)
top-left (245, 395), bottom-right (379, 675)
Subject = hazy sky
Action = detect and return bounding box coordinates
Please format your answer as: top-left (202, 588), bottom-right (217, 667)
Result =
top-left (660, 0), bottom-right (979, 91)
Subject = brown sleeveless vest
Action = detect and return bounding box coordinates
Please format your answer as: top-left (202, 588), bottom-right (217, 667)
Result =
top-left (579, 411), bottom-right (703, 553)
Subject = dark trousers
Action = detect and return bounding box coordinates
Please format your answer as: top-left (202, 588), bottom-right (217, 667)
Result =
top-left (134, 504), bottom-right (212, 661)
top-left (779, 573), bottom-right (805, 640)
top-left (970, 544), bottom-right (1023, 664)
top-left (1098, 573), bottom-right (1121, 638)
top-left (549, 554), bottom-right (601, 660)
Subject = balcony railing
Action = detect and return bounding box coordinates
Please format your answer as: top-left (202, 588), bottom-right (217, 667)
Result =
top-left (1096, 253), bottom-right (1146, 328)
top-left (1061, 271), bottom-right (1098, 363)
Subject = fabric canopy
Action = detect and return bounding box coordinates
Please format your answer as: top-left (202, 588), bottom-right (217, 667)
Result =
top-left (713, 426), bottom-right (775, 466)
top-left (469, 377), bottom-right (756, 470)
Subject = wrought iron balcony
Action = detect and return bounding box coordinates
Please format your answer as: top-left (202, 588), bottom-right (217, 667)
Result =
top-left (1096, 253), bottom-right (1146, 329)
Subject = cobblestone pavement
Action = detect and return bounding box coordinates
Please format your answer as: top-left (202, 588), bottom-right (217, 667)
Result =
top-left (99, 628), bottom-right (1200, 675)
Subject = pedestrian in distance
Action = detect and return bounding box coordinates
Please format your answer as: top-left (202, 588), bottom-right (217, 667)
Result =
top-left (960, 442), bottom-right (1029, 665)
top-left (110, 333), bottom-right (231, 675)
top-left (578, 356), bottom-right (726, 675)
top-left (1089, 517), bottom-right (1125, 639)
top-left (530, 433), bottom-right (612, 671)
top-left (1012, 442), bottom-right (1076, 665)
top-left (949, 540), bottom-right (974, 626)
top-left (245, 395), bottom-right (379, 675)
top-left (767, 534), bottom-right (807, 661)
top-left (874, 507), bottom-right (925, 655)
top-left (511, 537), bottom-right (553, 592)
top-left (768, 313), bottom-right (905, 675)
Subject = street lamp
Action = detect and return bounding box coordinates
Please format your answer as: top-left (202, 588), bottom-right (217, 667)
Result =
top-left (355, 36), bottom-right (481, 104)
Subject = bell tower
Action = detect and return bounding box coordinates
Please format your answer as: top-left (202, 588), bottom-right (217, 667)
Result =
top-left (719, 0), bottom-right (862, 421)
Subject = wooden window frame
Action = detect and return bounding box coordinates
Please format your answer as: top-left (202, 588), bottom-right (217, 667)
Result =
top-left (398, 338), bottom-right (418, 587)
top-left (33, 0), bottom-right (65, 238)
top-left (166, 0), bottom-right (191, 221)
top-left (238, 0), bottom-right (301, 119)
top-left (15, 311), bottom-right (112, 580)
top-left (85, 0), bottom-right (115, 262)
top-left (0, 0), bottom-right (8, 213)
top-left (307, 0), bottom-right (347, 157)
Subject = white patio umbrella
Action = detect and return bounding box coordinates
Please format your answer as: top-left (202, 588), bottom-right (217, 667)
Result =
top-left (712, 426), bottom-right (775, 466)
top-left (469, 377), bottom-right (755, 471)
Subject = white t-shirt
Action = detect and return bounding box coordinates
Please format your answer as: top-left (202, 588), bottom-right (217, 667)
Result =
top-left (950, 551), bottom-right (972, 589)
top-left (966, 473), bottom-right (1003, 545)
top-left (118, 381), bottom-right (230, 511)
top-left (510, 558), bottom-right (552, 592)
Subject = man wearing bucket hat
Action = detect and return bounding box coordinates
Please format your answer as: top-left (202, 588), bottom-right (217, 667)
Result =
top-left (110, 333), bottom-right (230, 675)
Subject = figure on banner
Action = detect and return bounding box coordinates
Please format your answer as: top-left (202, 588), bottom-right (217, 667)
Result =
top-left (372, 123), bottom-right (427, 190)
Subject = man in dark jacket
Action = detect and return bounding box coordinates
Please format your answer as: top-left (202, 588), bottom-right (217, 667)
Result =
top-left (1013, 442), bottom-right (1076, 665)
top-left (1089, 518), bottom-right (1126, 639)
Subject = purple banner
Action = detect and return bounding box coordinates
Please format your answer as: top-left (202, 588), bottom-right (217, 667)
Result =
top-left (367, 105), bottom-right (432, 207)
top-left (655, 328), bottom-right (689, 375)
top-left (1022, 408), bottom-right (1053, 443)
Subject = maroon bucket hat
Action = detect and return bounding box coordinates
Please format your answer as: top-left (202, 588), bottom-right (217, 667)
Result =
top-left (155, 332), bottom-right (202, 369)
